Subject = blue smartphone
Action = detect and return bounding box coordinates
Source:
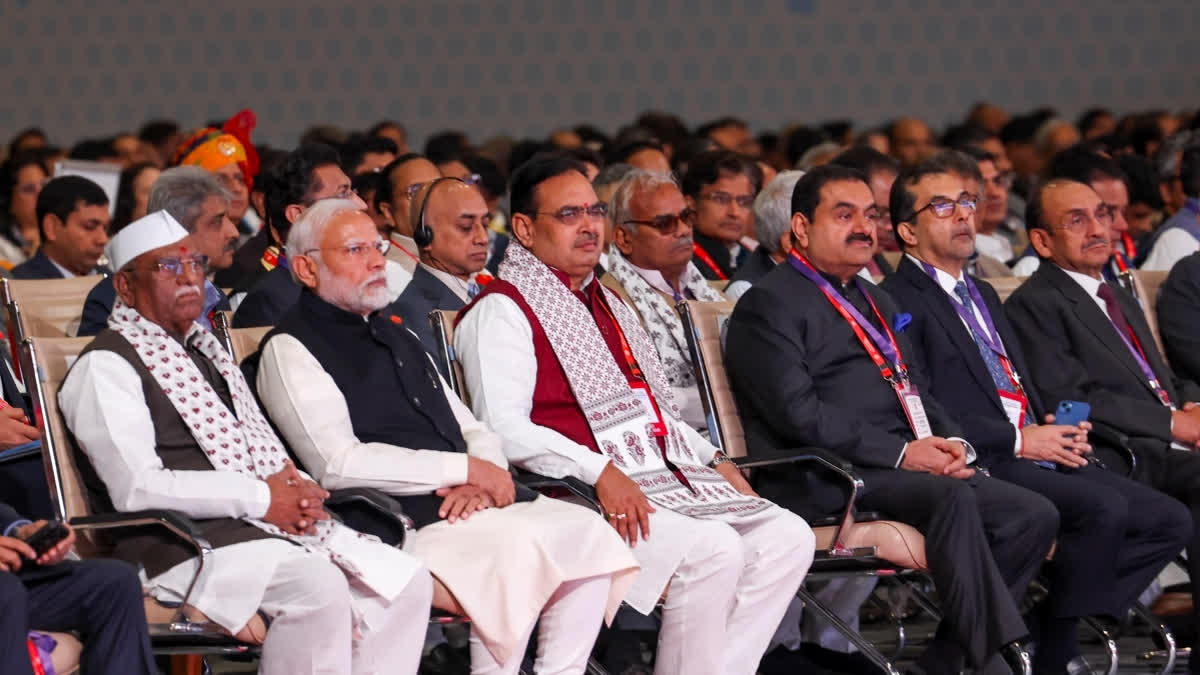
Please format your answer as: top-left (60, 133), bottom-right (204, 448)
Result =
top-left (1054, 400), bottom-right (1091, 427)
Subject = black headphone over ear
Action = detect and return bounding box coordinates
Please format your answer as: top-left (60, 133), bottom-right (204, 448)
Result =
top-left (412, 176), bottom-right (466, 249)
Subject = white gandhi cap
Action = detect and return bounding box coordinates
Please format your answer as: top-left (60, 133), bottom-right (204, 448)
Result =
top-left (104, 210), bottom-right (190, 272)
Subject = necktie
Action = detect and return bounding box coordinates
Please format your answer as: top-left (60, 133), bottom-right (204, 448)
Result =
top-left (954, 282), bottom-right (1032, 426)
top-left (1096, 282), bottom-right (1135, 349)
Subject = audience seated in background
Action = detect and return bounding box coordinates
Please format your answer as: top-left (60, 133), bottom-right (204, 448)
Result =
top-left (590, 163), bottom-right (637, 273)
top-left (881, 154), bottom-right (1189, 673)
top-left (11, 176), bottom-right (110, 280)
top-left (391, 177), bottom-right (493, 372)
top-left (79, 168), bottom-right (236, 336)
top-left (457, 153), bottom-right (815, 675)
top-left (725, 170), bottom-right (802, 301)
top-left (828, 146), bottom-right (901, 278)
top-left (253, 200), bottom-right (638, 674)
top-left (1004, 178), bottom-right (1200, 672)
top-left (59, 212), bottom-right (434, 675)
top-left (376, 154), bottom-right (444, 275)
top-left (682, 150), bottom-right (763, 281)
top-left (0, 501), bottom-right (156, 675)
top-left (600, 169), bottom-right (725, 429)
top-left (725, 165), bottom-right (1057, 675)
top-left (1141, 143), bottom-right (1200, 271)
top-left (172, 118), bottom-right (259, 258)
top-left (0, 152), bottom-right (51, 265)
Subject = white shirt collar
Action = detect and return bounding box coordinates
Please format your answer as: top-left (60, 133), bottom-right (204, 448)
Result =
top-left (1056, 264), bottom-right (1104, 298)
top-left (627, 259), bottom-right (687, 298)
top-left (906, 253), bottom-right (964, 296)
top-left (419, 263), bottom-right (472, 303)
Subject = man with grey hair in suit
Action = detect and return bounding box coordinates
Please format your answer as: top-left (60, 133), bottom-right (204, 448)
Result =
top-left (725, 170), bottom-right (804, 301)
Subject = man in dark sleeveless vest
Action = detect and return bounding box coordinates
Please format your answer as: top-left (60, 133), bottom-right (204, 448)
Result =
top-left (456, 153), bottom-right (816, 675)
top-left (252, 198), bottom-right (638, 675)
top-left (59, 210), bottom-right (434, 675)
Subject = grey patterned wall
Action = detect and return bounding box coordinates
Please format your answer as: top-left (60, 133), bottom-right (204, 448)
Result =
top-left (1, 0), bottom-right (1197, 148)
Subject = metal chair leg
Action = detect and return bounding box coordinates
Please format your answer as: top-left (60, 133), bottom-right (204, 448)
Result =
top-left (865, 589), bottom-right (907, 660)
top-left (797, 586), bottom-right (901, 675)
top-left (1129, 600), bottom-right (1177, 675)
top-left (1080, 617), bottom-right (1119, 675)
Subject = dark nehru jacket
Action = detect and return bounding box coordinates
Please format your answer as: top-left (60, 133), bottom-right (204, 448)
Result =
top-left (69, 330), bottom-right (274, 577)
top-left (259, 288), bottom-right (533, 526)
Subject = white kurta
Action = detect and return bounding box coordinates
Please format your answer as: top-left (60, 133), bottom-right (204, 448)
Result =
top-left (57, 348), bottom-right (426, 635)
top-left (254, 333), bottom-right (639, 664)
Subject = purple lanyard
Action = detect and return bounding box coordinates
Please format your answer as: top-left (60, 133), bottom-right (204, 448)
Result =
top-left (788, 253), bottom-right (903, 370)
top-left (919, 262), bottom-right (1008, 359)
top-left (1108, 313), bottom-right (1173, 407)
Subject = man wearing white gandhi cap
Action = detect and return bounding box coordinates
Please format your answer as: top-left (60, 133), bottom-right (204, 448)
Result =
top-left (58, 208), bottom-right (435, 674)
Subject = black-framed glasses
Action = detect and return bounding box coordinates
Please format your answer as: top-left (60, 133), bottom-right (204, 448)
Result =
top-left (1057, 205), bottom-right (1115, 233)
top-left (700, 191), bottom-right (755, 209)
top-left (623, 208), bottom-right (698, 235)
top-left (536, 202), bottom-right (608, 226)
top-left (913, 196), bottom-right (977, 219)
top-left (144, 254), bottom-right (209, 277)
top-left (303, 238), bottom-right (390, 258)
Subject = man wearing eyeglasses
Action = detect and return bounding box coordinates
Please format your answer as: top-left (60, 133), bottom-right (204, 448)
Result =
top-left (681, 150), bottom-right (763, 281)
top-left (376, 154), bottom-right (444, 275)
top-left (61, 210), bottom-right (436, 675)
top-left (599, 170), bottom-right (726, 430)
top-left (456, 152), bottom-right (815, 675)
top-left (1005, 179), bottom-right (1200, 672)
top-left (882, 158), bottom-right (1190, 675)
top-left (973, 149), bottom-right (1019, 265)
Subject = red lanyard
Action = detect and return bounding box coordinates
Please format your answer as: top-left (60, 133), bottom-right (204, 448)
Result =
top-left (596, 296), bottom-right (646, 381)
top-left (390, 234), bottom-right (420, 263)
top-left (261, 245), bottom-right (280, 271)
top-left (1120, 232), bottom-right (1137, 264)
top-left (692, 243), bottom-right (728, 281)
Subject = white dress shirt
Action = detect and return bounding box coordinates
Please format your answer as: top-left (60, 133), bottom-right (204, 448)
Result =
top-left (974, 231), bottom-right (1014, 264)
top-left (1011, 255), bottom-right (1041, 277)
top-left (1142, 228), bottom-right (1200, 272)
top-left (627, 260), bottom-right (692, 300)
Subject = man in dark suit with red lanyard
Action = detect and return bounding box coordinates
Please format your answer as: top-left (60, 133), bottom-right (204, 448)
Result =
top-left (726, 164), bottom-right (1057, 675)
top-left (1005, 178), bottom-right (1200, 673)
top-left (882, 155), bottom-right (1189, 674)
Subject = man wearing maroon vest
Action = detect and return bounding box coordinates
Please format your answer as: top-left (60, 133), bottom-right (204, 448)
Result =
top-left (456, 152), bottom-right (815, 675)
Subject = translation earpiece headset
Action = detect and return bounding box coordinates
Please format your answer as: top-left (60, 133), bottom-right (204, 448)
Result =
top-left (411, 176), bottom-right (467, 249)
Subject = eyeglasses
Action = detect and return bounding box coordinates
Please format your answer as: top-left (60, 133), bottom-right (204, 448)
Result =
top-left (913, 196), bottom-right (977, 219)
top-left (144, 254), bottom-right (209, 277)
top-left (404, 181), bottom-right (432, 200)
top-left (330, 185), bottom-right (358, 200)
top-left (1057, 205), bottom-right (1115, 233)
top-left (623, 208), bottom-right (698, 235)
top-left (984, 171), bottom-right (1015, 190)
top-left (536, 202), bottom-right (609, 226)
top-left (463, 173), bottom-right (482, 187)
top-left (303, 238), bottom-right (390, 258)
top-left (700, 191), bottom-right (755, 209)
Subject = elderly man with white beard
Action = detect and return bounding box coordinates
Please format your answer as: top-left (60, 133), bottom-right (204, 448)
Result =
top-left (59, 210), bottom-right (434, 675)
top-left (251, 199), bottom-right (640, 675)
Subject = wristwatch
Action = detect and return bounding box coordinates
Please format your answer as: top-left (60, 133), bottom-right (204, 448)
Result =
top-left (710, 452), bottom-right (735, 468)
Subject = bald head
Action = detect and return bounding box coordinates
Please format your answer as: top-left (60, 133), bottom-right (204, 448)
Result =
top-left (889, 118), bottom-right (934, 167)
top-left (1028, 179), bottom-right (1112, 277)
top-left (412, 179), bottom-right (491, 279)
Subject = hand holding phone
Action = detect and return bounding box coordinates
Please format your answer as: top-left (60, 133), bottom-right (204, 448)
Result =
top-left (22, 520), bottom-right (71, 558)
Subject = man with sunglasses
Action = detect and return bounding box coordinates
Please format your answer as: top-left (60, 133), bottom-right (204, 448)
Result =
top-left (882, 155), bottom-right (1189, 674)
top-left (725, 164), bottom-right (1058, 675)
top-left (682, 150), bottom-right (763, 281)
top-left (457, 152), bottom-right (814, 675)
top-left (599, 170), bottom-right (726, 430)
top-left (1006, 178), bottom-right (1200, 672)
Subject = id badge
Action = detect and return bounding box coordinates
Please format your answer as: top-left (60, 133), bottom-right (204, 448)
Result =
top-left (997, 389), bottom-right (1027, 429)
top-left (630, 381), bottom-right (669, 437)
top-left (896, 382), bottom-right (932, 439)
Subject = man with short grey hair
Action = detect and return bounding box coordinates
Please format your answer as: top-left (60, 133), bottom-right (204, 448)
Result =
top-left (725, 170), bottom-right (803, 301)
top-left (600, 169), bottom-right (726, 429)
top-left (78, 166), bottom-right (238, 335)
top-left (591, 163), bottom-right (637, 272)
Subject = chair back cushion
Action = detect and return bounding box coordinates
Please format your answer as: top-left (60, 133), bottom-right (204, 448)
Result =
top-left (1133, 270), bottom-right (1169, 358)
top-left (429, 309), bottom-right (466, 402)
top-left (5, 276), bottom-right (106, 338)
top-left (678, 300), bottom-right (747, 458)
top-left (988, 275), bottom-right (1027, 303)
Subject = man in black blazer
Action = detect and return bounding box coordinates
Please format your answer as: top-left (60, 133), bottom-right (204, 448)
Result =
top-left (391, 177), bottom-right (490, 375)
top-left (1005, 178), bottom-right (1200, 672)
top-left (726, 165), bottom-right (1056, 675)
top-left (0, 502), bottom-right (156, 674)
top-left (1158, 251), bottom-right (1200, 383)
top-left (11, 176), bottom-right (111, 281)
top-left (882, 156), bottom-right (1189, 673)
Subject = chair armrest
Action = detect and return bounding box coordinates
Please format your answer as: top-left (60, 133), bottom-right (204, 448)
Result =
top-left (734, 447), bottom-right (862, 551)
top-left (68, 509), bottom-right (212, 625)
top-left (325, 488), bottom-right (410, 548)
top-left (1089, 422), bottom-right (1138, 477)
top-left (514, 469), bottom-right (601, 511)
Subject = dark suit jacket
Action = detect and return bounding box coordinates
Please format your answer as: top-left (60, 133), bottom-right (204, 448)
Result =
top-left (725, 261), bottom-right (964, 514)
top-left (882, 257), bottom-right (1044, 465)
top-left (232, 266), bottom-right (301, 328)
top-left (215, 226), bottom-right (272, 291)
top-left (0, 500), bottom-right (24, 535)
top-left (10, 250), bottom-right (65, 280)
top-left (391, 266), bottom-right (466, 377)
top-left (1004, 263), bottom-right (1200, 465)
top-left (727, 246), bottom-right (776, 289)
top-left (1158, 252), bottom-right (1200, 384)
top-left (692, 232), bottom-right (734, 280)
